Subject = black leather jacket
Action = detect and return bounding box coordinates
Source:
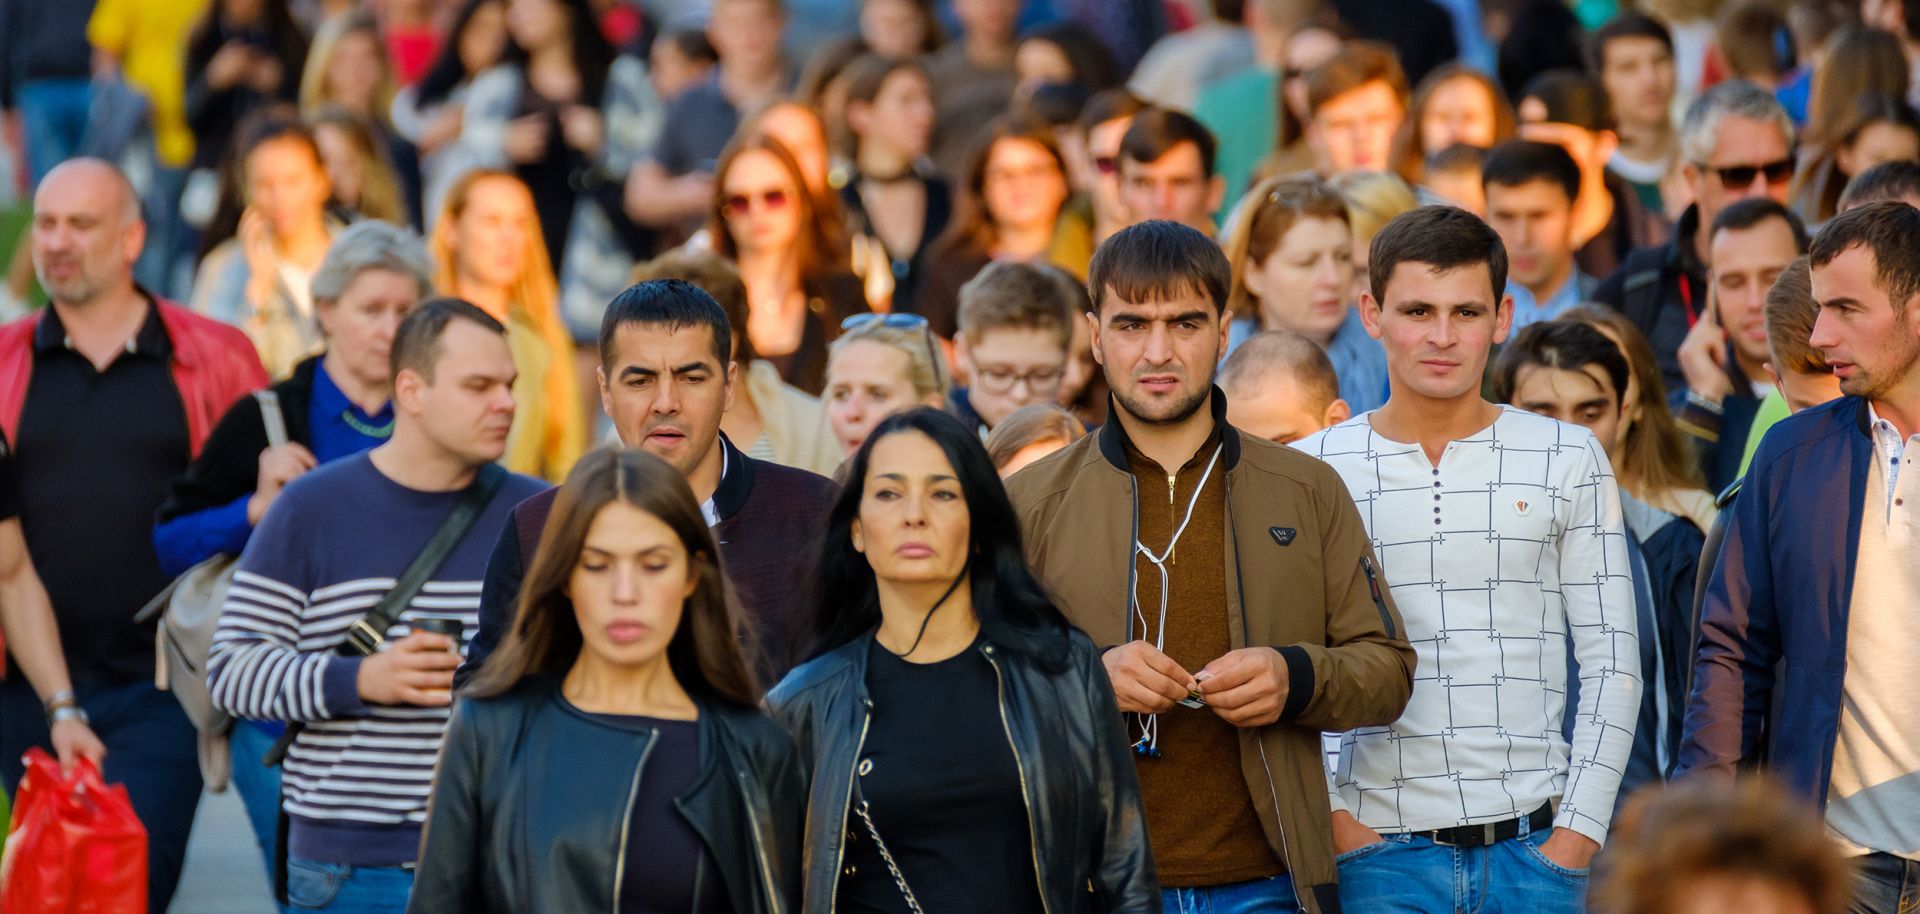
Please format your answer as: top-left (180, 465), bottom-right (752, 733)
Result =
top-left (767, 630), bottom-right (1159, 913)
top-left (408, 677), bottom-right (806, 914)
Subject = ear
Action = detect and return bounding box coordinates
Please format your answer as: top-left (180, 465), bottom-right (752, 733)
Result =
top-left (850, 518), bottom-right (865, 554)
top-left (845, 100), bottom-right (872, 137)
top-left (1215, 306), bottom-right (1233, 358)
top-left (1358, 291), bottom-right (1386, 340)
top-left (394, 367), bottom-right (424, 413)
top-left (596, 364), bottom-right (614, 419)
top-left (953, 330), bottom-right (974, 376)
top-left (123, 218), bottom-right (148, 267)
top-left (1764, 360), bottom-right (1782, 386)
top-left (1086, 310), bottom-right (1106, 367)
top-left (682, 554), bottom-right (701, 601)
top-left (723, 360), bottom-right (738, 414)
top-left (1493, 291), bottom-right (1516, 345)
top-left (1325, 398), bottom-right (1352, 426)
top-left (1206, 175), bottom-right (1227, 216)
top-left (1681, 161), bottom-right (1704, 205)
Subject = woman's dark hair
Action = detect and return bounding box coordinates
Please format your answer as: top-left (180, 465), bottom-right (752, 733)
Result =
top-left (1018, 22), bottom-right (1122, 93)
top-left (1395, 63), bottom-right (1515, 184)
top-left (1792, 92), bottom-right (1920, 224)
top-left (1490, 319), bottom-right (1631, 409)
top-left (808, 408), bottom-right (1073, 671)
top-left (196, 106), bottom-right (331, 263)
top-left (188, 0), bottom-right (310, 100)
top-left (468, 447), bottom-right (762, 704)
top-left (500, 0), bottom-right (615, 105)
top-left (415, 0), bottom-right (504, 109)
top-left (1496, 0), bottom-right (1585, 106)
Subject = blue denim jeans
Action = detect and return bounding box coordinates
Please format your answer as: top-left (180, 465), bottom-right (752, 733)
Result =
top-left (1850, 851), bottom-right (1920, 914)
top-left (229, 720), bottom-right (285, 886)
top-left (1336, 823), bottom-right (1588, 914)
top-left (16, 78), bottom-right (91, 183)
top-left (1163, 874), bottom-right (1301, 913)
top-left (0, 675), bottom-right (203, 911)
top-left (286, 858), bottom-right (415, 913)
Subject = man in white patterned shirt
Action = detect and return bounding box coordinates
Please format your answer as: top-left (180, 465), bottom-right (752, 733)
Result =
top-left (1295, 205), bottom-right (1640, 913)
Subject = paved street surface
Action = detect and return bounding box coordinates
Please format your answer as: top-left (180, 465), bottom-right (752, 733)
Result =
top-left (171, 786), bottom-right (275, 913)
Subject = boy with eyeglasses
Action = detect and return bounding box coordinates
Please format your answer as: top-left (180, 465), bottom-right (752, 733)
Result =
top-left (951, 261), bottom-right (1079, 438)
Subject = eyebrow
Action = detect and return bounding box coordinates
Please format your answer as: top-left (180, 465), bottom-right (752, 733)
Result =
top-left (1820, 297), bottom-right (1860, 310)
top-left (874, 473), bottom-right (959, 483)
top-left (1108, 310), bottom-right (1211, 324)
top-left (619, 361), bottom-right (715, 379)
top-left (582, 544), bottom-right (674, 558)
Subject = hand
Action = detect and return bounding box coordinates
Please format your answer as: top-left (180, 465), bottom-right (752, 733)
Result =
top-left (238, 207), bottom-right (280, 308)
top-left (1332, 809), bottom-right (1384, 855)
top-left (558, 105), bottom-right (603, 156)
top-left (1197, 646), bottom-right (1290, 728)
top-left (50, 718), bottom-right (107, 775)
top-left (1101, 641), bottom-right (1196, 714)
top-left (503, 114), bottom-right (549, 164)
top-left (1535, 828), bottom-right (1599, 871)
top-left (355, 633), bottom-right (460, 707)
top-left (1677, 304), bottom-right (1732, 404)
top-left (418, 103), bottom-right (465, 155)
top-left (248, 442), bottom-right (318, 524)
top-left (245, 55), bottom-right (284, 95)
top-left (205, 42), bottom-right (254, 90)
top-left (92, 48), bottom-right (121, 80)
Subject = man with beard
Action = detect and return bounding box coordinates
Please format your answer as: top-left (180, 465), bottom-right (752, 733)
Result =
top-left (1006, 220), bottom-right (1414, 914)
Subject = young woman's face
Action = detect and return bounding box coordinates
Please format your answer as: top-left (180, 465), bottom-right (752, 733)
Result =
top-left (459, 2), bottom-right (509, 78)
top-left (983, 138), bottom-right (1068, 235)
top-left (325, 29), bottom-right (386, 115)
top-left (1420, 76), bottom-right (1499, 154)
top-left (721, 149), bottom-right (804, 256)
top-left (826, 340), bottom-right (926, 455)
top-left (853, 430), bottom-right (972, 588)
top-left (1245, 215), bottom-right (1354, 342)
top-left (1838, 121), bottom-right (1920, 178)
top-left (245, 136), bottom-right (332, 237)
top-left (312, 123), bottom-right (364, 209)
top-left (857, 69), bottom-right (935, 160)
top-left (451, 176), bottom-right (534, 290)
top-left (505, 0), bottom-right (567, 52)
top-left (568, 501), bottom-right (697, 671)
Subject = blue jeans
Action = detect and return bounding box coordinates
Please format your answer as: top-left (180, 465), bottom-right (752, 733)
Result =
top-left (16, 78), bottom-right (92, 183)
top-left (1163, 874), bottom-right (1300, 913)
top-left (1336, 824), bottom-right (1588, 914)
top-left (286, 858), bottom-right (415, 913)
top-left (229, 720), bottom-right (285, 887)
top-left (1850, 852), bottom-right (1920, 914)
top-left (0, 675), bottom-right (203, 911)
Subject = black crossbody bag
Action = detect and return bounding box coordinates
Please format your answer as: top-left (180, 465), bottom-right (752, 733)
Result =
top-left (263, 463), bottom-right (506, 903)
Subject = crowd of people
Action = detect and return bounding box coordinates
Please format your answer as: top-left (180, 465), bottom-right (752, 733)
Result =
top-left (5, 0), bottom-right (1920, 912)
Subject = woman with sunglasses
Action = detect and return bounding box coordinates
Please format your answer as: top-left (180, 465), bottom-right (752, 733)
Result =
top-left (710, 133), bottom-right (870, 396)
top-left (768, 407), bottom-right (1156, 914)
top-left (823, 313), bottom-right (950, 458)
top-left (411, 448), bottom-right (803, 913)
top-left (840, 54), bottom-right (952, 318)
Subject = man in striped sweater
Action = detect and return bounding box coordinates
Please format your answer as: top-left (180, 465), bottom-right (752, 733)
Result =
top-left (208, 300), bottom-right (544, 911)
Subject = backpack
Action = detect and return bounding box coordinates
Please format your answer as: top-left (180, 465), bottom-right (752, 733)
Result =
top-left (135, 390), bottom-right (288, 793)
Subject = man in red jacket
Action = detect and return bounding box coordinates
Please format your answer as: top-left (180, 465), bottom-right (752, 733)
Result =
top-left (0, 158), bottom-right (266, 910)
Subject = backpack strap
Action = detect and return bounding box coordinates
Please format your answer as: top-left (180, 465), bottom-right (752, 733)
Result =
top-left (255, 390), bottom-right (288, 449)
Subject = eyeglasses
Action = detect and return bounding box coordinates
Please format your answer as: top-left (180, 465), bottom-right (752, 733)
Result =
top-left (1699, 158), bottom-right (1794, 191)
top-left (974, 365), bottom-right (1064, 395)
top-left (721, 189), bottom-right (790, 218)
top-left (839, 312), bottom-right (947, 392)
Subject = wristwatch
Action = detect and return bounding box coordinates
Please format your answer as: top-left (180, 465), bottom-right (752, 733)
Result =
top-left (44, 690), bottom-right (88, 727)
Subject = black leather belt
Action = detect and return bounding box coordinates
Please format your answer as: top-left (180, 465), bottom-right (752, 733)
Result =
top-left (1411, 802), bottom-right (1556, 847)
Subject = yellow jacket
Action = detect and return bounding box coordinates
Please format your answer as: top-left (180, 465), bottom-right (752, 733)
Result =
top-left (88, 0), bottom-right (211, 168)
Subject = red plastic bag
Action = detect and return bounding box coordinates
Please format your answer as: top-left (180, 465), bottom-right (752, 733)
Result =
top-left (0, 748), bottom-right (147, 914)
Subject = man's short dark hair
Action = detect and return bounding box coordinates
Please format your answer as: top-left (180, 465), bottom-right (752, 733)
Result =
top-left (1710, 198), bottom-right (1809, 253)
top-left (598, 279), bottom-right (732, 369)
top-left (1523, 69), bottom-right (1616, 133)
top-left (1587, 10), bottom-right (1674, 72)
top-left (1119, 108), bottom-right (1218, 179)
top-left (1809, 201), bottom-right (1920, 319)
top-left (391, 298), bottom-right (507, 383)
top-left (1840, 160), bottom-right (1920, 211)
top-left (1077, 87), bottom-right (1149, 133)
top-left (1088, 220), bottom-right (1231, 314)
top-left (635, 251), bottom-right (751, 361)
top-left (1369, 206), bottom-right (1509, 303)
top-left (1481, 140), bottom-right (1581, 204)
top-left (1305, 41), bottom-right (1409, 116)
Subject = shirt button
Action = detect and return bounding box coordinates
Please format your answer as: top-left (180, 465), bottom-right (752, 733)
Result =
top-left (1434, 494), bottom-right (1441, 501)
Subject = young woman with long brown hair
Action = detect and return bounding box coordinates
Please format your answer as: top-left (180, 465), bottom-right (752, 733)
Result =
top-left (412, 447), bottom-right (803, 913)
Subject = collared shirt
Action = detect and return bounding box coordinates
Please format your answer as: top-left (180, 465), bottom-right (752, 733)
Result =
top-left (1506, 271), bottom-right (1595, 331)
top-left (1867, 405), bottom-right (1918, 516)
top-left (16, 300), bottom-right (189, 684)
top-left (700, 445), bottom-right (729, 527)
top-left (306, 361), bottom-right (394, 463)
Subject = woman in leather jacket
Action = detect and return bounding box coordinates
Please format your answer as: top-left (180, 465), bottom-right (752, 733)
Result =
top-left (768, 408), bottom-right (1158, 914)
top-left (408, 448), bottom-right (805, 913)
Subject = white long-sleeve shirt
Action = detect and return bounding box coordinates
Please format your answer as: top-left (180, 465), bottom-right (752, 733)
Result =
top-left (1295, 407), bottom-right (1641, 845)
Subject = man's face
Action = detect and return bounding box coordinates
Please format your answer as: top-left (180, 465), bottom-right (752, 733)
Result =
top-left (709, 0), bottom-right (785, 73)
top-left (401, 320), bottom-right (518, 466)
top-left (1685, 116), bottom-right (1794, 228)
top-left (1709, 217), bottom-right (1800, 368)
top-left (1509, 362), bottom-right (1624, 455)
top-left (1810, 245), bottom-right (1920, 401)
top-left (597, 323), bottom-right (734, 476)
top-left (1091, 290), bottom-right (1227, 426)
top-left (1226, 374), bottom-right (1348, 444)
top-left (1119, 142), bottom-right (1221, 232)
top-left (1485, 178), bottom-right (1576, 296)
top-left (1361, 262), bottom-right (1512, 403)
top-left (31, 163), bottom-right (143, 308)
top-left (958, 326), bottom-right (1068, 429)
top-left (1308, 81), bottom-right (1405, 175)
top-left (952, 0), bottom-right (1019, 44)
top-left (1599, 36), bottom-right (1676, 131)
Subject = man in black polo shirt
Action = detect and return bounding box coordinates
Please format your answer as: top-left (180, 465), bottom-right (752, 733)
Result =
top-left (0, 158), bottom-right (267, 909)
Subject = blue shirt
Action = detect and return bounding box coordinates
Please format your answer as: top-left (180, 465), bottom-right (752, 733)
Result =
top-left (1226, 309), bottom-right (1392, 414)
top-left (1506, 271), bottom-right (1595, 331)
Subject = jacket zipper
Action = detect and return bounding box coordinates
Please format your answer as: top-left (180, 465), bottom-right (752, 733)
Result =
top-left (983, 646), bottom-right (1054, 914)
top-left (1166, 473), bottom-right (1178, 565)
top-left (736, 768), bottom-right (785, 914)
top-left (611, 735), bottom-right (657, 913)
top-left (1360, 556), bottom-right (1396, 640)
top-left (826, 700), bottom-right (873, 914)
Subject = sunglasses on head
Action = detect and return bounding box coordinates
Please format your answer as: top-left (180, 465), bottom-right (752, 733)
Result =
top-left (721, 189), bottom-right (790, 217)
top-left (839, 312), bottom-right (946, 392)
top-left (1702, 158), bottom-right (1794, 191)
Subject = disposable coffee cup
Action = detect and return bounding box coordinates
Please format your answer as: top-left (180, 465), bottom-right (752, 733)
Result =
top-left (411, 617), bottom-right (464, 655)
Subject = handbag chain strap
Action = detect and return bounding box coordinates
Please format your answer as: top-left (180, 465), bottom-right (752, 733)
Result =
top-left (853, 796), bottom-right (925, 914)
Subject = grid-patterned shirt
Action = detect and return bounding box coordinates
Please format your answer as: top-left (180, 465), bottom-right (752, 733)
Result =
top-left (1295, 407), bottom-right (1640, 844)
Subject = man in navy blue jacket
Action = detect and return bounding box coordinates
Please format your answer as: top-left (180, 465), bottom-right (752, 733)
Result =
top-left (1678, 202), bottom-right (1920, 913)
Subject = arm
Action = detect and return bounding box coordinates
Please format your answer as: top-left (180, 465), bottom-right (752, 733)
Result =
top-left (1553, 437), bottom-right (1643, 847)
top-left (153, 498), bottom-right (254, 576)
top-left (453, 514), bottom-right (524, 689)
top-left (0, 518), bottom-right (106, 768)
top-left (1674, 457), bottom-right (1779, 779)
top-left (452, 66), bottom-right (514, 171)
top-left (596, 57), bottom-right (660, 177)
top-left (1079, 639), bottom-right (1161, 912)
top-left (153, 393), bottom-right (276, 574)
top-left (622, 159), bottom-right (713, 227)
top-left (406, 701), bottom-right (485, 914)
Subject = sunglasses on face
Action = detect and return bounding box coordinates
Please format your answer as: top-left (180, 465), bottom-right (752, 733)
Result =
top-left (1094, 155), bottom-right (1119, 176)
top-left (721, 189), bottom-right (790, 217)
top-left (1702, 158), bottom-right (1794, 191)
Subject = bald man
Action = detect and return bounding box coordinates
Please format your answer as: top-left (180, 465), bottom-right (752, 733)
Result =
top-left (1220, 329), bottom-right (1352, 443)
top-left (0, 158), bottom-right (266, 909)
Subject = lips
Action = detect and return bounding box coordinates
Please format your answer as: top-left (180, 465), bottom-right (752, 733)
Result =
top-left (1138, 375), bottom-right (1181, 394)
top-left (645, 426), bottom-right (688, 446)
top-left (896, 542), bottom-right (934, 559)
top-left (606, 620), bottom-right (648, 645)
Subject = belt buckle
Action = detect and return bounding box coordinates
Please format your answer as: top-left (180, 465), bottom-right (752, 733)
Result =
top-left (1432, 822), bottom-right (1497, 848)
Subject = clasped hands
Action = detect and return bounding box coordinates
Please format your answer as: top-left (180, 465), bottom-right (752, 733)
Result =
top-left (1102, 640), bottom-right (1289, 727)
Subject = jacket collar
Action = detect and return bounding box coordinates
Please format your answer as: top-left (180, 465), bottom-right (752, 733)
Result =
top-left (1095, 384), bottom-right (1241, 473)
top-left (714, 432), bottom-right (754, 522)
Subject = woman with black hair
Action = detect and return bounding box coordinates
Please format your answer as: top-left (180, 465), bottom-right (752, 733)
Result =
top-left (389, 0), bottom-right (509, 219)
top-left (768, 408), bottom-right (1158, 914)
top-left (184, 0), bottom-right (311, 173)
top-left (410, 447), bottom-right (804, 913)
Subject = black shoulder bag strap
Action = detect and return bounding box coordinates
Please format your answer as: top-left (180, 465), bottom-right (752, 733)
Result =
top-left (265, 462), bottom-right (507, 902)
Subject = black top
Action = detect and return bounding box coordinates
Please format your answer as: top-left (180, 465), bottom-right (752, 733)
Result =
top-left (0, 427), bottom-right (19, 521)
top-left (587, 714), bottom-right (730, 914)
top-left (514, 71), bottom-right (583, 277)
top-left (15, 302), bottom-right (189, 683)
top-left (761, 271), bottom-right (869, 396)
top-left (838, 638), bottom-right (1045, 914)
top-left (840, 173), bottom-right (954, 317)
